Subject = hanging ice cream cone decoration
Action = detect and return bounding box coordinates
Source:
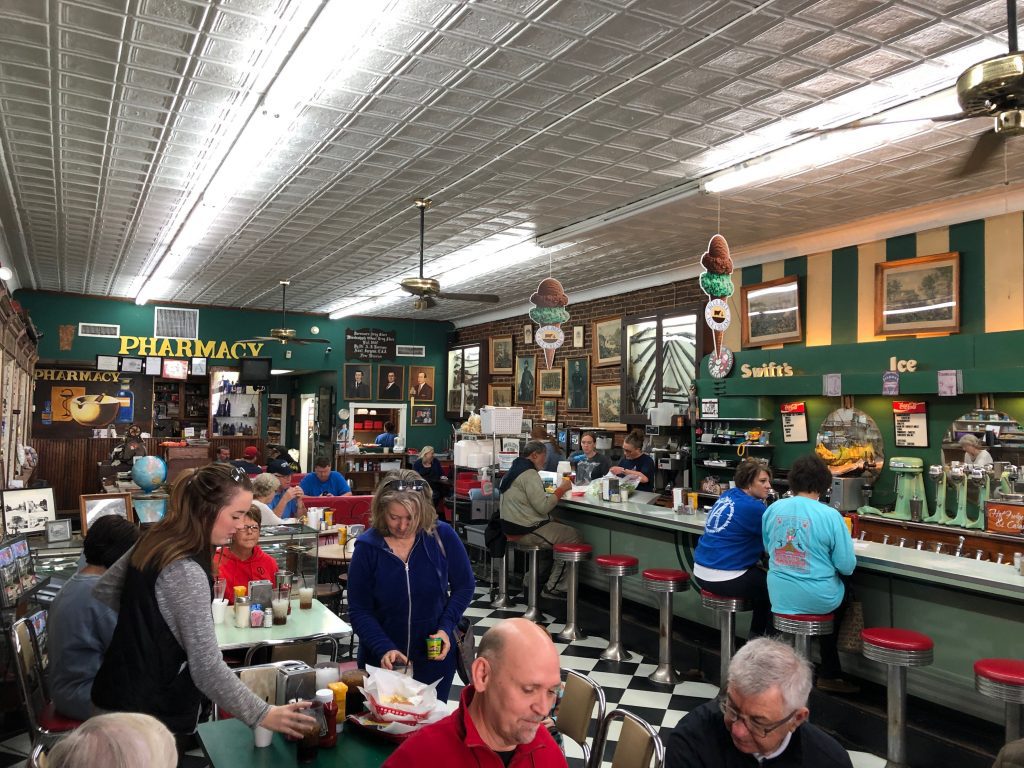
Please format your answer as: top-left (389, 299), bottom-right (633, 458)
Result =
top-left (529, 278), bottom-right (570, 370)
top-left (700, 234), bottom-right (735, 378)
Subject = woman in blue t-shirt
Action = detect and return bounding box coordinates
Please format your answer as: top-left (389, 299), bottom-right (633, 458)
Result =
top-left (692, 459), bottom-right (773, 637)
top-left (610, 430), bottom-right (656, 492)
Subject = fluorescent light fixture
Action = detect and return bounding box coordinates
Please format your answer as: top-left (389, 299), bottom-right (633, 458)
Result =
top-left (536, 182), bottom-right (701, 248)
top-left (270, 369), bottom-right (293, 375)
top-left (0, 266), bottom-right (12, 281)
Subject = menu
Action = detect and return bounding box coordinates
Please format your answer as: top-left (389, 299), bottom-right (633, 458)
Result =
top-left (893, 401), bottom-right (928, 447)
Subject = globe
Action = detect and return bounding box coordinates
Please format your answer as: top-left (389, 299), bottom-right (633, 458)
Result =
top-left (132, 455), bottom-right (168, 494)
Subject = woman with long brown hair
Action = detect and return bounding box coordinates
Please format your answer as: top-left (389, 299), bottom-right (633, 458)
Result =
top-left (91, 464), bottom-right (315, 757)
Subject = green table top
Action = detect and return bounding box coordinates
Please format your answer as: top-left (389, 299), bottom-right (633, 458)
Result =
top-left (198, 717), bottom-right (395, 768)
top-left (215, 599), bottom-right (352, 650)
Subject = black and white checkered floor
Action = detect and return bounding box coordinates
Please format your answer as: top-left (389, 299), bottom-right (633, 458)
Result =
top-left (449, 587), bottom-right (885, 768)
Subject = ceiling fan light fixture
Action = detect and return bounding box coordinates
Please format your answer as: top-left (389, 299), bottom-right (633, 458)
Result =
top-left (0, 265), bottom-right (12, 281)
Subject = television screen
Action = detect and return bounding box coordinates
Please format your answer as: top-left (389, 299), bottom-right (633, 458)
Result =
top-left (238, 357), bottom-right (271, 384)
top-left (557, 429), bottom-right (567, 449)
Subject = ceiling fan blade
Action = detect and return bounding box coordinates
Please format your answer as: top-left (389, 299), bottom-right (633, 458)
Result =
top-left (956, 129), bottom-right (1005, 177)
top-left (237, 336), bottom-right (280, 343)
top-left (292, 337), bottom-right (331, 344)
top-left (791, 112), bottom-right (975, 137)
top-left (436, 291), bottom-right (501, 303)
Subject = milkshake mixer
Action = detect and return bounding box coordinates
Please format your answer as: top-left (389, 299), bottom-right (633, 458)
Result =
top-left (885, 457), bottom-right (926, 521)
top-left (945, 463), bottom-right (969, 527)
top-left (964, 465), bottom-right (989, 529)
top-left (925, 465), bottom-right (947, 524)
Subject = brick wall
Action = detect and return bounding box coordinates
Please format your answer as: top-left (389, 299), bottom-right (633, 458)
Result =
top-left (453, 275), bottom-right (708, 429)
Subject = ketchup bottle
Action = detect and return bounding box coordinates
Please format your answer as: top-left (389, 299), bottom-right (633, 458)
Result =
top-left (316, 689), bottom-right (338, 748)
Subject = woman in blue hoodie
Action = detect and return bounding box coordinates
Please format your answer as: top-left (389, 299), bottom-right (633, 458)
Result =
top-left (692, 459), bottom-right (774, 637)
top-left (348, 469), bottom-right (475, 700)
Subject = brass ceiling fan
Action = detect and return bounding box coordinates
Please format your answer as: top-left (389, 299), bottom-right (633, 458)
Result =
top-left (399, 198), bottom-right (501, 310)
top-left (798, 0), bottom-right (1024, 177)
top-left (239, 280), bottom-right (330, 345)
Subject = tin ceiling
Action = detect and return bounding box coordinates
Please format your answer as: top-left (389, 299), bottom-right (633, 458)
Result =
top-left (0, 0), bottom-right (1018, 322)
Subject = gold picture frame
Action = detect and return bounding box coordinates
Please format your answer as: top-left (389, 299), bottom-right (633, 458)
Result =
top-left (593, 383), bottom-right (625, 430)
top-left (538, 365), bottom-right (563, 397)
top-left (592, 316), bottom-right (621, 367)
top-left (740, 275), bottom-right (802, 347)
top-left (488, 384), bottom-right (512, 407)
top-left (875, 252), bottom-right (960, 336)
top-left (489, 335), bottom-right (513, 374)
top-left (80, 492), bottom-right (134, 535)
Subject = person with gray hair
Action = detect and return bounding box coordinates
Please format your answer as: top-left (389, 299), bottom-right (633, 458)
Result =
top-left (250, 472), bottom-right (286, 525)
top-left (46, 712), bottom-right (176, 768)
top-left (959, 433), bottom-right (994, 467)
top-left (665, 638), bottom-right (852, 767)
top-left (498, 440), bottom-right (580, 598)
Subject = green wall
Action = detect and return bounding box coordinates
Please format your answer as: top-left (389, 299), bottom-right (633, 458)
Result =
top-left (16, 291), bottom-right (454, 451)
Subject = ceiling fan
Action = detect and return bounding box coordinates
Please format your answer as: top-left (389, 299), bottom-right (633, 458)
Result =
top-left (239, 280), bottom-right (330, 345)
top-left (400, 198), bottom-right (501, 310)
top-left (797, 0), bottom-right (1024, 177)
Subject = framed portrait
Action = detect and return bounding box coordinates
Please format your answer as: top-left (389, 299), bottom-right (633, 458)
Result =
top-left (412, 405), bottom-right (436, 426)
top-left (573, 325), bottom-right (584, 348)
top-left (488, 384), bottom-right (513, 407)
top-left (3, 488), bottom-right (56, 536)
top-left (344, 363), bottom-right (372, 400)
top-left (592, 316), bottom-right (621, 367)
top-left (121, 357), bottom-right (143, 373)
top-left (377, 365), bottom-right (404, 400)
top-left (523, 324), bottom-right (532, 345)
top-left (45, 519), bottom-right (72, 544)
top-left (521, 418), bottom-right (533, 435)
top-left (875, 252), bottom-right (960, 336)
top-left (191, 357), bottom-right (207, 376)
top-left (538, 366), bottom-right (563, 397)
top-left (489, 336), bottom-right (513, 374)
top-left (96, 355), bottom-right (120, 372)
top-left (408, 365), bottom-right (435, 402)
top-left (741, 275), bottom-right (803, 348)
top-left (541, 399), bottom-right (557, 421)
top-left (593, 383), bottom-right (625, 430)
top-left (565, 357), bottom-right (590, 412)
top-left (515, 354), bottom-right (536, 405)
top-left (80, 492), bottom-right (134, 535)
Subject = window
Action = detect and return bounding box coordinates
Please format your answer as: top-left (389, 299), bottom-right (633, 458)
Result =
top-left (446, 344), bottom-right (482, 417)
top-left (624, 306), bottom-right (701, 419)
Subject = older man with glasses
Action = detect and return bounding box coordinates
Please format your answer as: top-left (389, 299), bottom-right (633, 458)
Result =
top-left (665, 638), bottom-right (852, 767)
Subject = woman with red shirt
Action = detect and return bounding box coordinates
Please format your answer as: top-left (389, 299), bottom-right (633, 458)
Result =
top-left (216, 507), bottom-right (278, 603)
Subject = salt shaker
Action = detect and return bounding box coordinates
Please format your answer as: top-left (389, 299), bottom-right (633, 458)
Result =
top-left (234, 596), bottom-right (251, 629)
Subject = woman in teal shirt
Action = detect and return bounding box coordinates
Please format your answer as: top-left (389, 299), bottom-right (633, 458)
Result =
top-left (763, 453), bottom-right (857, 693)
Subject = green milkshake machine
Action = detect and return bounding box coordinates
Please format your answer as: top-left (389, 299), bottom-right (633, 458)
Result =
top-left (886, 457), bottom-right (926, 521)
top-left (925, 464), bottom-right (947, 523)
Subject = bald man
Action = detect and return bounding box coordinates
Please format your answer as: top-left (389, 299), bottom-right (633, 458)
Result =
top-left (383, 618), bottom-right (566, 767)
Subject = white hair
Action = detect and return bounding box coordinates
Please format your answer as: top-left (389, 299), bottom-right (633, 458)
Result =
top-left (47, 712), bottom-right (176, 768)
top-left (727, 637), bottom-right (813, 710)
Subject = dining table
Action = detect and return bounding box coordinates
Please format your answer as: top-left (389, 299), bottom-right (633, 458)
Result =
top-left (198, 716), bottom-right (396, 768)
top-left (215, 599), bottom-right (351, 652)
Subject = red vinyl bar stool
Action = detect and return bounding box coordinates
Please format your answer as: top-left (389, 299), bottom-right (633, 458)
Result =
top-left (861, 628), bottom-right (934, 768)
top-left (700, 590), bottom-right (750, 689)
top-left (773, 613), bottom-right (834, 660)
top-left (975, 658), bottom-right (1024, 743)
top-left (596, 554), bottom-right (639, 662)
top-left (553, 543), bottom-right (592, 642)
top-left (643, 568), bottom-right (690, 686)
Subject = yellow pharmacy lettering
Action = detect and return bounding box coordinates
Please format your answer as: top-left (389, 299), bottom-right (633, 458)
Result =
top-left (115, 336), bottom-right (261, 359)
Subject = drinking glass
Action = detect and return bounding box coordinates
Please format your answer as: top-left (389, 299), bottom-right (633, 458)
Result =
top-left (271, 586), bottom-right (290, 626)
top-left (213, 577), bottom-right (227, 602)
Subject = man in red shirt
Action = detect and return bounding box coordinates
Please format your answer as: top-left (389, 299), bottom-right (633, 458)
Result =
top-left (384, 618), bottom-right (566, 767)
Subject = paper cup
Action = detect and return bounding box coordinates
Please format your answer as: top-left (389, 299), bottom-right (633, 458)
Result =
top-left (307, 509), bottom-right (322, 529)
top-left (253, 725), bottom-right (272, 748)
top-left (211, 598), bottom-right (228, 624)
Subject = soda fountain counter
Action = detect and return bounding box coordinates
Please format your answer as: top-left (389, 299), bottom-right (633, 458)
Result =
top-left (552, 493), bottom-right (1024, 724)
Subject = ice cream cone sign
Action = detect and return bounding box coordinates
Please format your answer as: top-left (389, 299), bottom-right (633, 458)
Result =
top-left (699, 234), bottom-right (735, 378)
top-left (530, 277), bottom-right (570, 370)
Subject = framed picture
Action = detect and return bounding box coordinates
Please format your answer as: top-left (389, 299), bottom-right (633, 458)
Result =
top-left (490, 336), bottom-right (513, 374)
top-left (538, 366), bottom-right (563, 397)
top-left (412, 405), bottom-right (436, 426)
top-left (593, 316), bottom-right (622, 367)
top-left (45, 519), bottom-right (72, 544)
top-left (145, 356), bottom-right (163, 375)
top-left (80, 492), bottom-right (134, 535)
top-left (96, 355), bottom-right (119, 372)
top-left (515, 354), bottom-right (536, 405)
top-left (344, 363), bottom-right (372, 400)
top-left (875, 252), bottom-right (960, 336)
top-left (521, 418), bottom-right (533, 435)
top-left (378, 365), bottom-right (404, 400)
top-left (408, 365), bottom-right (435, 401)
top-left (741, 275), bottom-right (803, 347)
top-left (593, 383), bottom-right (625, 430)
top-left (523, 324), bottom-right (532, 345)
top-left (162, 359), bottom-right (189, 380)
top-left (121, 357), bottom-right (143, 373)
top-left (3, 488), bottom-right (56, 536)
top-left (488, 384), bottom-right (513, 407)
top-left (573, 325), bottom-right (584, 348)
top-left (565, 357), bottom-right (590, 412)
top-left (191, 357), bottom-right (207, 376)
top-left (541, 399), bottom-right (557, 420)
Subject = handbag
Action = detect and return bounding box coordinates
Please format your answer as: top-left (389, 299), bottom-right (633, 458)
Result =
top-left (837, 600), bottom-right (864, 654)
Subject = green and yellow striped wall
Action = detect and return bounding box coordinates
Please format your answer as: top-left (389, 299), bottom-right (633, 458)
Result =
top-left (722, 212), bottom-right (1024, 350)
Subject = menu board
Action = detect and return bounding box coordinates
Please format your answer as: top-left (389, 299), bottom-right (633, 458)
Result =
top-left (345, 328), bottom-right (397, 362)
top-left (893, 401), bottom-right (928, 447)
top-left (780, 402), bottom-right (808, 443)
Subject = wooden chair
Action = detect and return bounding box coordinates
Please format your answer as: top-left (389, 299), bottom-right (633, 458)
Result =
top-left (556, 670), bottom-right (606, 767)
top-left (591, 708), bottom-right (665, 768)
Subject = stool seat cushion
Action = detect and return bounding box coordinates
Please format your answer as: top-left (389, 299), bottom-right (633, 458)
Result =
top-left (775, 612), bottom-right (834, 622)
top-left (554, 543), bottom-right (593, 554)
top-left (642, 568), bottom-right (689, 583)
top-left (975, 658), bottom-right (1024, 686)
top-left (40, 702), bottom-right (83, 732)
top-left (596, 554), bottom-right (638, 567)
top-left (862, 627), bottom-right (933, 652)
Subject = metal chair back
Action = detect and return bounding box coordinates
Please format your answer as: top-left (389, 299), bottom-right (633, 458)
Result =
top-left (10, 615), bottom-right (81, 747)
top-left (557, 670), bottom-right (605, 766)
top-left (592, 708), bottom-right (665, 768)
top-left (242, 633), bottom-right (338, 666)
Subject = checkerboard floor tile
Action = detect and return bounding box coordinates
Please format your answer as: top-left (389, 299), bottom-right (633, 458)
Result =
top-left (452, 587), bottom-right (886, 768)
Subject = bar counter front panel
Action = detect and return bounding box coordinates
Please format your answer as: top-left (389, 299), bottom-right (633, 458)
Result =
top-left (555, 496), bottom-right (1024, 724)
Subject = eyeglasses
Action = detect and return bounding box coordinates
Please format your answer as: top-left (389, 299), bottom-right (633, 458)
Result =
top-left (384, 478), bottom-right (426, 492)
top-left (239, 524), bottom-right (260, 532)
top-left (719, 695), bottom-right (797, 738)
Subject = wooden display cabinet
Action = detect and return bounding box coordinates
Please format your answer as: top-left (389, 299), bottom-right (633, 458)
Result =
top-left (336, 454), bottom-right (406, 494)
top-left (266, 394), bottom-right (286, 444)
top-left (153, 377), bottom-right (209, 437)
top-left (209, 368), bottom-right (261, 438)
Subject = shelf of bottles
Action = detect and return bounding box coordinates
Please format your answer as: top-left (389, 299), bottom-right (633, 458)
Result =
top-left (266, 394), bottom-right (286, 444)
top-left (209, 368), bottom-right (262, 437)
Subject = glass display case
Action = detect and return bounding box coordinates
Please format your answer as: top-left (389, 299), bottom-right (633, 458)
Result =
top-left (210, 368), bottom-right (262, 438)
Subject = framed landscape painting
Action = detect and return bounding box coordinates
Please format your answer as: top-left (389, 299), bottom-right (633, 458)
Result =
top-left (740, 275), bottom-right (802, 347)
top-left (593, 383), bottom-right (625, 430)
top-left (488, 385), bottom-right (512, 407)
top-left (593, 316), bottom-right (621, 367)
top-left (875, 252), bottom-right (959, 336)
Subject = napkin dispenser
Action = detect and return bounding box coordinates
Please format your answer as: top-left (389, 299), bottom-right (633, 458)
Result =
top-left (276, 661), bottom-right (317, 704)
top-left (248, 579), bottom-right (272, 609)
